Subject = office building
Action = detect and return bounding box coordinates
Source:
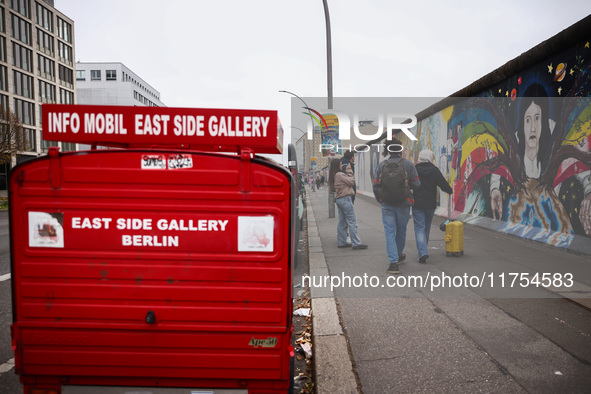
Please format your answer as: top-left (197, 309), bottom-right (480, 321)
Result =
top-left (0, 0), bottom-right (76, 191)
top-left (75, 62), bottom-right (165, 107)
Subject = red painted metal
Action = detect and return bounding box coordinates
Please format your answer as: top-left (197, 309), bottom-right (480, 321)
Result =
top-left (11, 107), bottom-right (294, 394)
top-left (41, 104), bottom-right (284, 154)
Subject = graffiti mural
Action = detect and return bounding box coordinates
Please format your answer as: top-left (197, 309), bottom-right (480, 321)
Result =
top-left (401, 39), bottom-right (591, 246)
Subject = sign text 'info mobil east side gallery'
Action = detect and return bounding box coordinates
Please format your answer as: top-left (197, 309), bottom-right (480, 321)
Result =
top-left (42, 104), bottom-right (283, 154)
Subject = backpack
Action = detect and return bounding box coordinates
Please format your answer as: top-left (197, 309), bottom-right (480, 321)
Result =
top-left (379, 159), bottom-right (412, 205)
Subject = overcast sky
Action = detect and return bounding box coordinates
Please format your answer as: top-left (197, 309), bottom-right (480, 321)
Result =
top-left (56, 0), bottom-right (591, 163)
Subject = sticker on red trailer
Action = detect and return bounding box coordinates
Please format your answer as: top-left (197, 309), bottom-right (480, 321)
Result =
top-left (237, 216), bottom-right (274, 252)
top-left (141, 154), bottom-right (166, 169)
top-left (167, 153), bottom-right (193, 169)
top-left (28, 212), bottom-right (64, 248)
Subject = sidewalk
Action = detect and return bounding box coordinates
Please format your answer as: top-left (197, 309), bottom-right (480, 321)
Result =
top-left (305, 186), bottom-right (591, 393)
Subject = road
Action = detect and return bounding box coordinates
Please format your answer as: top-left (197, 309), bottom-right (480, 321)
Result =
top-left (307, 188), bottom-right (591, 393)
top-left (0, 210), bottom-right (20, 393)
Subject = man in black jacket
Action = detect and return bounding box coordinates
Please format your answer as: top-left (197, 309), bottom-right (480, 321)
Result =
top-left (413, 149), bottom-right (453, 263)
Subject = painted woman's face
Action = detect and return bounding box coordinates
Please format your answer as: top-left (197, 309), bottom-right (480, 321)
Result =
top-left (524, 101), bottom-right (542, 151)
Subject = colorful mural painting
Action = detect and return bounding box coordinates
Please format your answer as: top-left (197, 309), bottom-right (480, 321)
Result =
top-left (391, 38), bottom-right (591, 247)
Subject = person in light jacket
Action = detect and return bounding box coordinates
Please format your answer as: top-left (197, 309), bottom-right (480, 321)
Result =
top-left (329, 158), bottom-right (367, 250)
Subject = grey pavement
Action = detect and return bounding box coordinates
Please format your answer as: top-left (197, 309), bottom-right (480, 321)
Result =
top-left (304, 186), bottom-right (591, 394)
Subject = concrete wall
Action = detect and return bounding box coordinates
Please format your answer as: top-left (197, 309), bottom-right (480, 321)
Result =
top-left (356, 15), bottom-right (591, 250)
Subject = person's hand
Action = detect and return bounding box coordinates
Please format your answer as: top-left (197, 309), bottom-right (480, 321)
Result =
top-left (491, 188), bottom-right (502, 220)
top-left (579, 193), bottom-right (591, 236)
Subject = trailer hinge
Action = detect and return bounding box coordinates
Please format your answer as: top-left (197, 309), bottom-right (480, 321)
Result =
top-left (48, 146), bottom-right (62, 189)
top-left (240, 148), bottom-right (254, 193)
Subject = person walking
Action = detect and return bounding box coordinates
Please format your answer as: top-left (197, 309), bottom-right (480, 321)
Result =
top-left (373, 137), bottom-right (420, 274)
top-left (329, 158), bottom-right (368, 250)
top-left (413, 149), bottom-right (453, 263)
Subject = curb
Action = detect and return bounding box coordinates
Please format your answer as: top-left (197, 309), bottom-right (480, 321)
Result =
top-left (305, 193), bottom-right (359, 394)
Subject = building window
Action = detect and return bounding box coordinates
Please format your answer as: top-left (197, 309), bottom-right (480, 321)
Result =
top-left (57, 41), bottom-right (72, 64)
top-left (13, 97), bottom-right (35, 125)
top-left (0, 6), bottom-right (5, 33)
top-left (12, 42), bottom-right (33, 72)
top-left (0, 94), bottom-right (8, 111)
top-left (61, 142), bottom-right (76, 152)
top-left (56, 17), bottom-right (72, 43)
top-left (9, 0), bottom-right (30, 19)
top-left (76, 70), bottom-right (85, 81)
top-left (58, 64), bottom-right (73, 87)
top-left (13, 70), bottom-right (34, 99)
top-left (0, 65), bottom-right (6, 92)
top-left (59, 88), bottom-right (73, 104)
top-left (40, 134), bottom-right (58, 152)
top-left (91, 70), bottom-right (101, 81)
top-left (0, 36), bottom-right (6, 62)
top-left (10, 13), bottom-right (32, 45)
top-left (37, 54), bottom-right (55, 80)
top-left (106, 70), bottom-right (116, 81)
top-left (20, 127), bottom-right (36, 151)
top-left (36, 28), bottom-right (54, 55)
top-left (35, 2), bottom-right (52, 31)
top-left (38, 80), bottom-right (55, 103)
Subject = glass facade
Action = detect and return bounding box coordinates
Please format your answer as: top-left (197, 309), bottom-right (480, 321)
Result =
top-left (0, 0), bottom-right (76, 187)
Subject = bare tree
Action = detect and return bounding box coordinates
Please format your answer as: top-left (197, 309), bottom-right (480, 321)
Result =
top-left (0, 106), bottom-right (29, 165)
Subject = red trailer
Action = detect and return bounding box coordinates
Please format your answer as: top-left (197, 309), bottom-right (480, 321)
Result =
top-left (10, 105), bottom-right (295, 394)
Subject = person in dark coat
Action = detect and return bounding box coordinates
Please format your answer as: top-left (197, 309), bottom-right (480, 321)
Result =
top-left (413, 149), bottom-right (453, 263)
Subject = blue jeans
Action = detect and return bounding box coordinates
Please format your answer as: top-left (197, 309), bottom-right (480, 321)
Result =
top-left (336, 196), bottom-right (363, 247)
top-left (413, 208), bottom-right (435, 258)
top-left (381, 205), bottom-right (410, 263)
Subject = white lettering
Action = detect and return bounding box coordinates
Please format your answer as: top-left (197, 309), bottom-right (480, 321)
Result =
top-left (209, 116), bottom-right (218, 136)
top-left (173, 115), bottom-right (204, 137)
top-left (122, 234), bottom-right (179, 247)
top-left (156, 219), bottom-right (228, 232)
top-left (95, 113), bottom-right (105, 134)
top-left (70, 113), bottom-right (80, 133)
top-left (84, 113), bottom-right (96, 134)
top-left (71, 217), bottom-right (112, 229)
top-left (218, 116), bottom-right (227, 136)
top-left (387, 114), bottom-right (417, 141)
top-left (243, 116), bottom-right (252, 137)
top-left (116, 218), bottom-right (152, 230)
top-left (252, 117), bottom-right (260, 137)
top-left (260, 116), bottom-right (269, 137)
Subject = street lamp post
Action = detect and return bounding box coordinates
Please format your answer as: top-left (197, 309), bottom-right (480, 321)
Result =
top-left (322, 0), bottom-right (335, 217)
top-left (322, 0), bottom-right (333, 110)
top-left (289, 126), bottom-right (306, 173)
top-left (279, 0), bottom-right (336, 216)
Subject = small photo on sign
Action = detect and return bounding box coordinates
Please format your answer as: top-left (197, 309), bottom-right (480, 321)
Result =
top-left (238, 216), bottom-right (274, 252)
top-left (29, 211), bottom-right (64, 248)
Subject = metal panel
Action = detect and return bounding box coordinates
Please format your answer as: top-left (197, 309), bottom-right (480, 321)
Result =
top-left (10, 148), bottom-right (294, 392)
